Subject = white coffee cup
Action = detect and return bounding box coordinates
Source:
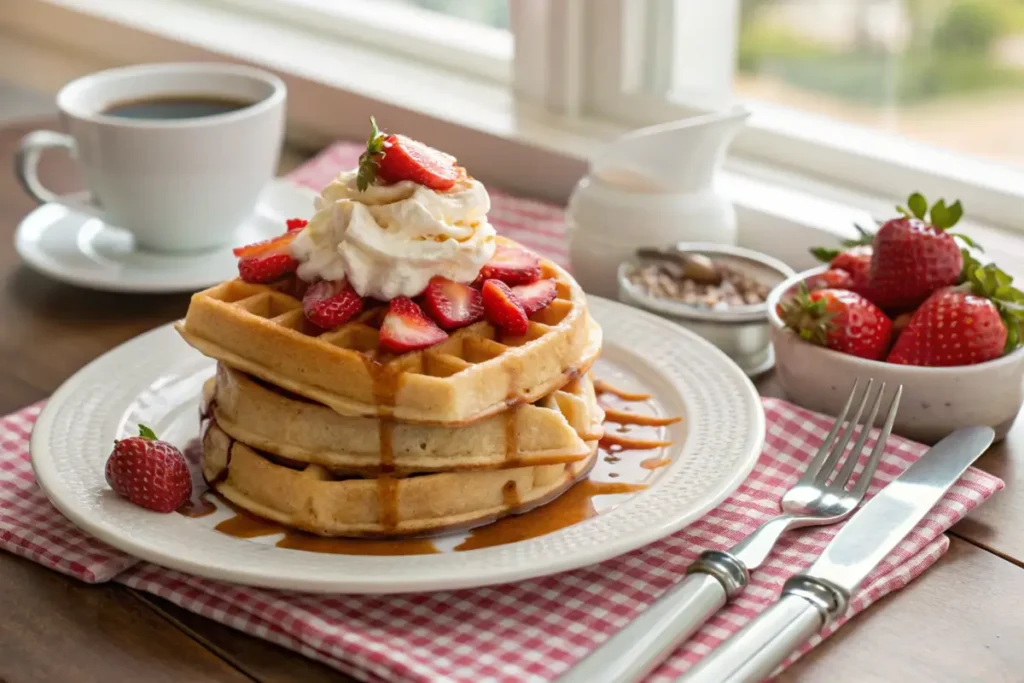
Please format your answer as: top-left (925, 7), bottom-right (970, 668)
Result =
top-left (16, 62), bottom-right (286, 253)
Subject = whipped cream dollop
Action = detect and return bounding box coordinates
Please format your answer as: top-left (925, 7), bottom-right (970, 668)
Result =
top-left (291, 170), bottom-right (497, 300)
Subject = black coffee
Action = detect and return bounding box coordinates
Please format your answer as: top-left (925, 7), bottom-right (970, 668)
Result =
top-left (102, 95), bottom-right (254, 120)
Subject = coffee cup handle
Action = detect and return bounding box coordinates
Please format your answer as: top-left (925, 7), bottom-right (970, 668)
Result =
top-left (15, 131), bottom-right (101, 216)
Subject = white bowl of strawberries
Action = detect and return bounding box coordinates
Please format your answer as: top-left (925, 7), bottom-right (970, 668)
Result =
top-left (768, 193), bottom-right (1024, 443)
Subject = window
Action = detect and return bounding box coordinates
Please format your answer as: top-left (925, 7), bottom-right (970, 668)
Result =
top-left (214, 0), bottom-right (512, 81)
top-left (384, 0), bottom-right (509, 30)
top-left (734, 0), bottom-right (1024, 169)
top-left (506, 0), bottom-right (1024, 230)
top-left (207, 0), bottom-right (1024, 228)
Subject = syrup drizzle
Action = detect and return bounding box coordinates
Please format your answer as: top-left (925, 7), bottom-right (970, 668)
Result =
top-left (206, 493), bottom-right (440, 555)
top-left (501, 479), bottom-right (521, 508)
top-left (183, 377), bottom-right (678, 555)
top-left (177, 491), bottom-right (217, 518)
top-left (599, 433), bottom-right (673, 451)
top-left (454, 480), bottom-right (648, 551)
top-left (593, 379), bottom-right (651, 402)
top-left (367, 358), bottom-right (402, 531)
top-left (602, 409), bottom-right (680, 427)
top-left (504, 410), bottom-right (519, 463)
top-left (640, 457), bottom-right (672, 470)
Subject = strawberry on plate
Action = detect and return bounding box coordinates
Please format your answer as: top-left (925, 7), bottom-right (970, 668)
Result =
top-left (779, 286), bottom-right (892, 361)
top-left (233, 231), bottom-right (299, 284)
top-left (888, 254), bottom-right (1024, 366)
top-left (511, 278), bottom-right (557, 315)
top-left (302, 279), bottom-right (364, 329)
top-left (478, 244), bottom-right (542, 286)
top-left (357, 117), bottom-right (464, 192)
top-left (422, 277), bottom-right (484, 330)
top-left (867, 193), bottom-right (972, 311)
top-left (379, 297), bottom-right (449, 353)
top-left (105, 425), bottom-right (192, 513)
top-left (481, 279), bottom-right (529, 335)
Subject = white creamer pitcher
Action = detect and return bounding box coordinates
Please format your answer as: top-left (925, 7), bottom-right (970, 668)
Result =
top-left (566, 107), bottom-right (749, 297)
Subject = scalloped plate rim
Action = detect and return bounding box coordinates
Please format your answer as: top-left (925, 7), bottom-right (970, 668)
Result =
top-left (31, 296), bottom-right (764, 593)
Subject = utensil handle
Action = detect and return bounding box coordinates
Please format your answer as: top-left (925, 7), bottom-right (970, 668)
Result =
top-left (677, 594), bottom-right (824, 683)
top-left (557, 573), bottom-right (727, 683)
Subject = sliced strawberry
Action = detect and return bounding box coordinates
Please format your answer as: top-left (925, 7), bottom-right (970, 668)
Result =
top-left (302, 279), bottom-right (364, 329)
top-left (105, 424), bottom-right (192, 513)
top-left (422, 277), bottom-right (484, 330)
top-left (356, 117), bottom-right (463, 191)
top-left (479, 244), bottom-right (542, 286)
top-left (377, 134), bottom-right (462, 191)
top-left (286, 218), bottom-right (308, 231)
top-left (511, 278), bottom-right (557, 315)
top-left (482, 279), bottom-right (529, 335)
top-left (379, 297), bottom-right (449, 353)
top-left (232, 230), bottom-right (297, 258)
top-left (234, 231), bottom-right (299, 284)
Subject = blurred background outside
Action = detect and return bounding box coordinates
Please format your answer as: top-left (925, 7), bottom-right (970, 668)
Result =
top-left (384, 0), bottom-right (1024, 170)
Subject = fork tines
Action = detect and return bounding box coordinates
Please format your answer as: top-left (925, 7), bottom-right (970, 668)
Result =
top-left (799, 379), bottom-right (904, 496)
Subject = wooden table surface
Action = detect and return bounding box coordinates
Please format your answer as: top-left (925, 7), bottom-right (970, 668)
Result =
top-left (1, 117), bottom-right (1022, 683)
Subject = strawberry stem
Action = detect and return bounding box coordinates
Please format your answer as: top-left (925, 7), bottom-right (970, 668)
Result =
top-left (138, 424), bottom-right (158, 440)
top-left (357, 116), bottom-right (386, 192)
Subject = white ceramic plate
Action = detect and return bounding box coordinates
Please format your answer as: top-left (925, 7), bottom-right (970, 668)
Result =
top-left (32, 297), bottom-right (764, 593)
top-left (14, 179), bottom-right (317, 293)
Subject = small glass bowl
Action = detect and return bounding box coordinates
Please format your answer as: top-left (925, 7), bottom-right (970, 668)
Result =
top-left (617, 243), bottom-right (795, 375)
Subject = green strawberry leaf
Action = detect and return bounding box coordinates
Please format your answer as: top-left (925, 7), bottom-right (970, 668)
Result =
top-left (810, 246), bottom-right (840, 263)
top-left (930, 199), bottom-right (949, 229)
top-left (138, 424), bottom-right (158, 440)
top-left (951, 233), bottom-right (983, 252)
top-left (907, 192), bottom-right (928, 220)
top-left (356, 116), bottom-right (386, 192)
top-left (959, 248), bottom-right (984, 285)
top-left (896, 205), bottom-right (910, 218)
top-left (946, 200), bottom-right (964, 228)
top-left (841, 223), bottom-right (875, 247)
top-left (1006, 318), bottom-right (1021, 354)
top-left (929, 198), bottom-right (964, 230)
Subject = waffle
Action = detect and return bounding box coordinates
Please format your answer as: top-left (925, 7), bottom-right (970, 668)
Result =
top-left (204, 364), bottom-right (604, 475)
top-left (176, 238), bottom-right (597, 425)
top-left (201, 420), bottom-right (597, 537)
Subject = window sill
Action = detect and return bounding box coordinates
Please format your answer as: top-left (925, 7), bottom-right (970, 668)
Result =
top-left (4, 0), bottom-right (1024, 276)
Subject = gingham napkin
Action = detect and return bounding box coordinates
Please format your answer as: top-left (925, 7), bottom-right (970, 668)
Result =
top-left (0, 144), bottom-right (1004, 681)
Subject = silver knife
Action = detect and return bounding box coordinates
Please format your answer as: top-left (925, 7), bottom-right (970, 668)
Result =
top-left (678, 425), bottom-right (995, 683)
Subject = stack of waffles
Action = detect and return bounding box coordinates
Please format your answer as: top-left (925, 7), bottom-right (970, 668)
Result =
top-left (176, 243), bottom-right (605, 537)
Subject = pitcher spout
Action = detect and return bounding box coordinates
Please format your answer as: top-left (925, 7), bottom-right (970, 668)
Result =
top-left (591, 106), bottom-right (750, 194)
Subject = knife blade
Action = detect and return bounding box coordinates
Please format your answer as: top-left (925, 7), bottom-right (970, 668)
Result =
top-left (679, 425), bottom-right (995, 683)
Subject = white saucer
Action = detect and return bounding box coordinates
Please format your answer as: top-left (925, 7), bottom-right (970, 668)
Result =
top-left (14, 179), bottom-right (318, 294)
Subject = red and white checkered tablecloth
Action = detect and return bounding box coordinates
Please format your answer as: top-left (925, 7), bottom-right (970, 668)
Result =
top-left (0, 143), bottom-right (1005, 682)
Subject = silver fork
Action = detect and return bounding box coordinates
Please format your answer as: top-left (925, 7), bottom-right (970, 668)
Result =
top-left (558, 379), bottom-right (902, 683)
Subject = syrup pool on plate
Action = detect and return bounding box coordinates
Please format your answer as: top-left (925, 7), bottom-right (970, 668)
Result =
top-left (175, 358), bottom-right (683, 556)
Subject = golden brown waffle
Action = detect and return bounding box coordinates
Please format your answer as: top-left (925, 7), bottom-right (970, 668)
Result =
top-left (204, 364), bottom-right (604, 475)
top-left (177, 239), bottom-right (597, 425)
top-left (201, 421), bottom-right (597, 537)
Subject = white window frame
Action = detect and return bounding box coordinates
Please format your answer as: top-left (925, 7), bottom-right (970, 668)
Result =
top-left (512, 0), bottom-right (1024, 232)
top-left (3, 0), bottom-right (1024, 262)
top-left (207, 0), bottom-right (513, 83)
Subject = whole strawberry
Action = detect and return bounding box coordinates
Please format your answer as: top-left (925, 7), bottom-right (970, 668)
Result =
top-left (105, 425), bottom-right (192, 513)
top-left (779, 287), bottom-right (892, 361)
top-left (888, 255), bottom-right (1024, 366)
top-left (811, 224), bottom-right (874, 295)
top-left (868, 193), bottom-right (969, 311)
